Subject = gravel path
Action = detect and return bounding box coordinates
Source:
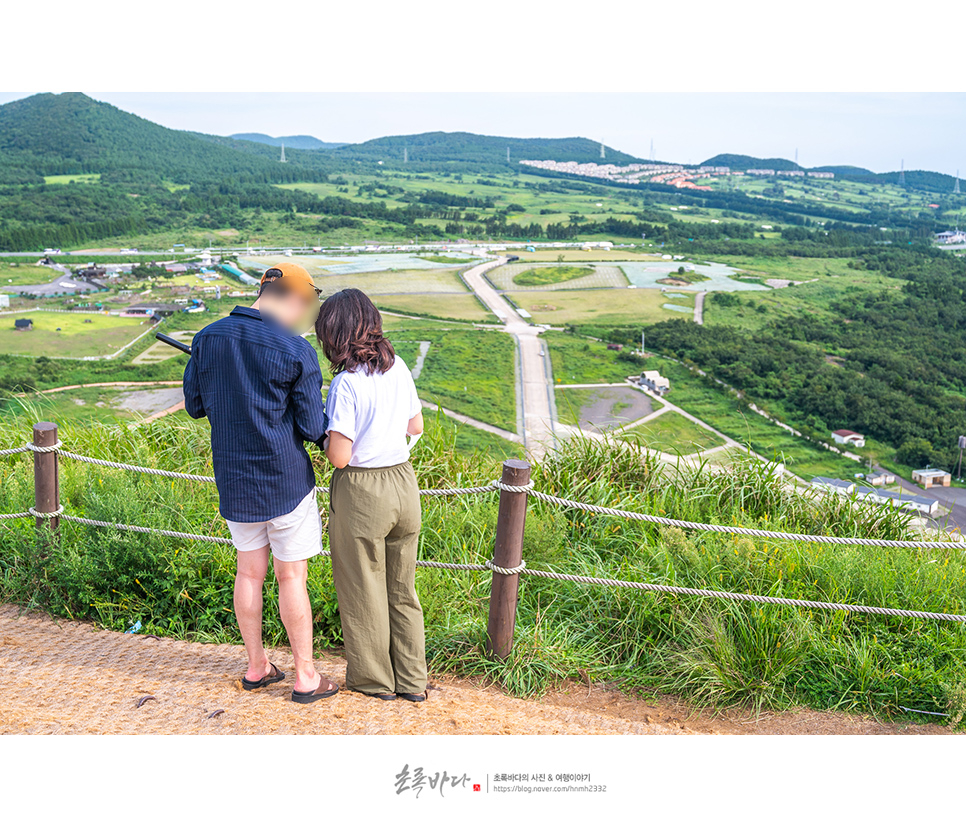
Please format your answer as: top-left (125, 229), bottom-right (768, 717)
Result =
top-left (0, 606), bottom-right (950, 735)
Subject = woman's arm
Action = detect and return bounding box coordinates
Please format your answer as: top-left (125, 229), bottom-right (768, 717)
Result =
top-left (325, 430), bottom-right (353, 469)
top-left (407, 413), bottom-right (424, 437)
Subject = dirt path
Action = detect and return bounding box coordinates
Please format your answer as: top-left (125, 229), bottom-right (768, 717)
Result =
top-left (0, 606), bottom-right (949, 735)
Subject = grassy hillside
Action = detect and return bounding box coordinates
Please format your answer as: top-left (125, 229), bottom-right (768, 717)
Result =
top-left (1, 416), bottom-right (963, 723)
top-left (0, 93), bottom-right (318, 185)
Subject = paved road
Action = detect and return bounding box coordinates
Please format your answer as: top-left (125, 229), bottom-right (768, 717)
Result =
top-left (461, 259), bottom-right (556, 457)
top-left (693, 291), bottom-right (706, 325)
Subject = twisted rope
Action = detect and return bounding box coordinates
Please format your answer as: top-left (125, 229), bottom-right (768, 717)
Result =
top-left (25, 440), bottom-right (61, 453)
top-left (29, 505), bottom-right (64, 519)
top-left (485, 559), bottom-right (527, 575)
top-left (62, 515), bottom-right (234, 545)
top-left (57, 451), bottom-right (217, 484)
top-left (0, 511), bottom-right (32, 520)
top-left (525, 488), bottom-right (966, 550)
top-left (511, 566), bottom-right (966, 623)
top-left (0, 446), bottom-right (30, 457)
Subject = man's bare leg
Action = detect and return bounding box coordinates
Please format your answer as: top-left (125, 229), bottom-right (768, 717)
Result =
top-left (235, 546), bottom-right (274, 682)
top-left (274, 557), bottom-right (335, 693)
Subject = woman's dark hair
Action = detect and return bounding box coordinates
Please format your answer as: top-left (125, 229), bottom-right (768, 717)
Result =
top-left (315, 288), bottom-right (395, 374)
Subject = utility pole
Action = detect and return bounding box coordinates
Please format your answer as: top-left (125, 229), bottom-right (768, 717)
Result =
top-left (958, 436), bottom-right (966, 480)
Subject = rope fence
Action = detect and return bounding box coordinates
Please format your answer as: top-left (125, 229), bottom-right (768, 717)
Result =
top-left (3, 431), bottom-right (966, 631)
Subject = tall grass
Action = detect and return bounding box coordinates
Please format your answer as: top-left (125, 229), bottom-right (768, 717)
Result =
top-left (1, 415), bottom-right (964, 724)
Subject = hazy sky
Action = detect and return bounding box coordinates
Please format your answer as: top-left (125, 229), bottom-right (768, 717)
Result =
top-left (2, 92), bottom-right (963, 175)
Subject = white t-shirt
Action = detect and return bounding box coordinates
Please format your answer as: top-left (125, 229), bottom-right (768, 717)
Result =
top-left (325, 355), bottom-right (422, 468)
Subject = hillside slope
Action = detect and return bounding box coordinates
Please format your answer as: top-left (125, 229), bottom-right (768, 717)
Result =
top-left (0, 93), bottom-right (316, 184)
top-left (327, 131), bottom-right (643, 171)
top-left (230, 133), bottom-right (345, 150)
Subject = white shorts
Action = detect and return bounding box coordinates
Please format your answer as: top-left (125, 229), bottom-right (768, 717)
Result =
top-left (225, 490), bottom-right (322, 562)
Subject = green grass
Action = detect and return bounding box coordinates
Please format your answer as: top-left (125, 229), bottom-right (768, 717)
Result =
top-left (658, 362), bottom-right (866, 479)
top-left (513, 266), bottom-right (594, 286)
top-left (545, 331), bottom-right (635, 384)
top-left (0, 311), bottom-right (153, 358)
top-left (0, 263), bottom-right (62, 287)
top-left (376, 294), bottom-right (496, 323)
top-left (2, 417), bottom-right (963, 723)
top-left (417, 255), bottom-right (478, 265)
top-left (387, 325), bottom-right (518, 431)
top-left (43, 173), bottom-right (101, 185)
top-left (521, 288), bottom-right (688, 327)
top-left (620, 410), bottom-right (722, 455)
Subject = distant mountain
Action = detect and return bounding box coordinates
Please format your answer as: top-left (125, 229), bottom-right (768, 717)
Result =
top-left (700, 153), bottom-right (802, 171)
top-left (230, 133), bottom-right (345, 150)
top-left (0, 92), bottom-right (319, 184)
top-left (810, 165), bottom-right (874, 176)
top-left (327, 131), bottom-right (643, 171)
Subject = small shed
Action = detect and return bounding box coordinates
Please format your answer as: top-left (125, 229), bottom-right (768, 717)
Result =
top-left (912, 468), bottom-right (951, 489)
top-left (14, 318), bottom-right (33, 331)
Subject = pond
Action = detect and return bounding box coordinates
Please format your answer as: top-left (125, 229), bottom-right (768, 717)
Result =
top-left (619, 261), bottom-right (769, 293)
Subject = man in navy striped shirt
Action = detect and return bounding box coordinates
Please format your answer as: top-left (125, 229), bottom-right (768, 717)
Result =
top-left (183, 263), bottom-right (339, 703)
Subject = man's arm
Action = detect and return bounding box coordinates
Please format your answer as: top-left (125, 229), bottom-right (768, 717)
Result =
top-left (291, 349), bottom-right (328, 444)
top-left (182, 347), bottom-right (206, 419)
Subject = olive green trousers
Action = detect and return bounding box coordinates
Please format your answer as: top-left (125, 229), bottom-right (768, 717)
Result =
top-left (328, 461), bottom-right (427, 695)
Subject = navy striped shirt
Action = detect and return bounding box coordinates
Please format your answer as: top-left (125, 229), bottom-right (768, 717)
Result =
top-left (183, 306), bottom-right (327, 523)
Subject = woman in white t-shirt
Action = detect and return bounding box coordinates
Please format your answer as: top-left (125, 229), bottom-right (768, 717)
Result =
top-left (315, 289), bottom-right (428, 702)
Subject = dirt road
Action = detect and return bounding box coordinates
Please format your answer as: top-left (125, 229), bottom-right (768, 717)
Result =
top-left (0, 606), bottom-right (948, 735)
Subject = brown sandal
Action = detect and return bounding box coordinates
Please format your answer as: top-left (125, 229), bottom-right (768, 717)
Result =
top-left (292, 676), bottom-right (340, 704)
top-left (242, 662), bottom-right (285, 691)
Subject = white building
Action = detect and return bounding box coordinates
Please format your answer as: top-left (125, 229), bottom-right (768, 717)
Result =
top-left (936, 229), bottom-right (966, 245)
top-left (0, 295), bottom-right (9, 308)
top-left (831, 429), bottom-right (865, 448)
top-left (639, 370), bottom-right (670, 394)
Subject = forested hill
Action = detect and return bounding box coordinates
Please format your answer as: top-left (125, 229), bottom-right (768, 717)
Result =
top-left (230, 133), bottom-right (345, 150)
top-left (0, 93), bottom-right (321, 185)
top-left (700, 153), bottom-right (803, 171)
top-left (326, 132), bottom-right (643, 171)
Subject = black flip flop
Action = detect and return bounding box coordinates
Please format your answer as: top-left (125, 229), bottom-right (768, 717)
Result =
top-left (292, 677), bottom-right (340, 704)
top-left (242, 662), bottom-right (285, 691)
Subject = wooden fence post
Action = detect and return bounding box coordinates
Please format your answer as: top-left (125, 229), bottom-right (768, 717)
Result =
top-left (32, 422), bottom-right (60, 543)
top-left (486, 459), bottom-right (531, 660)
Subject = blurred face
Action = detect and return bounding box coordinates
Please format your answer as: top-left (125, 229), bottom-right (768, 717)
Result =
top-left (258, 288), bottom-right (319, 333)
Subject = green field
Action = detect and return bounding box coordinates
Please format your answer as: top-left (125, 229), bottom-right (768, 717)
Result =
top-left (703, 256), bottom-right (906, 332)
top-left (513, 265), bottom-right (594, 286)
top-left (620, 410), bottom-right (722, 455)
top-left (1, 384), bottom-right (183, 424)
top-left (376, 294), bottom-right (495, 322)
top-left (385, 324), bottom-right (517, 431)
top-left (0, 263), bottom-right (61, 287)
top-left (0, 311), bottom-right (152, 358)
top-left (488, 262), bottom-right (627, 291)
top-left (43, 173), bottom-right (101, 185)
top-left (520, 288), bottom-right (688, 327)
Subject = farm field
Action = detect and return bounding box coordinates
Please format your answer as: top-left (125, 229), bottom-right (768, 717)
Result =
top-left (42, 173), bottom-right (101, 185)
top-left (384, 323), bottom-right (518, 431)
top-left (620, 409), bottom-right (722, 455)
top-left (375, 293), bottom-right (495, 322)
top-left (520, 288), bottom-right (688, 327)
top-left (0, 311), bottom-right (153, 358)
top-left (511, 248), bottom-right (659, 262)
top-left (703, 256), bottom-right (905, 331)
top-left (487, 262), bottom-right (627, 291)
top-left (0, 263), bottom-right (62, 287)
